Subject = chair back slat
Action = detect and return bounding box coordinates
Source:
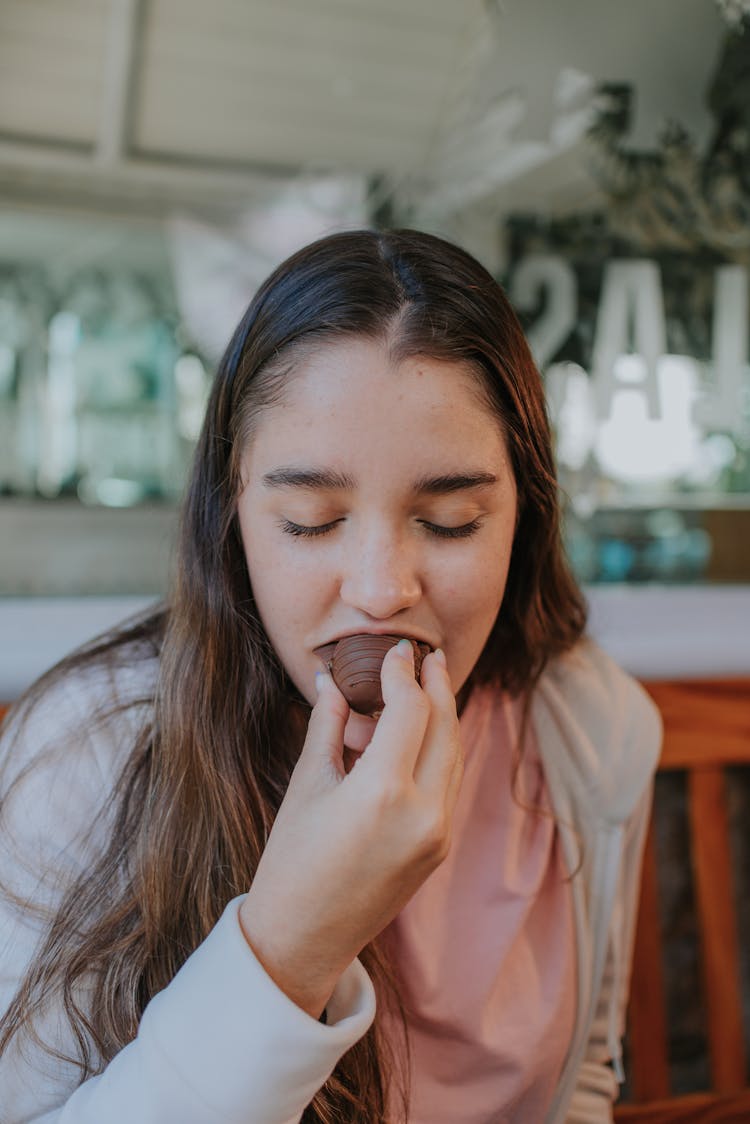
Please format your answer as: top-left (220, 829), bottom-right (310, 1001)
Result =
top-left (688, 766), bottom-right (747, 1093)
top-left (615, 677), bottom-right (750, 1122)
top-left (615, 1089), bottom-right (750, 1122)
top-left (627, 818), bottom-right (670, 1100)
top-left (643, 680), bottom-right (750, 769)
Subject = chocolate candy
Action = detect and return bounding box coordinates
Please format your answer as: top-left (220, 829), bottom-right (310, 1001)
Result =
top-left (314, 634), bottom-right (432, 716)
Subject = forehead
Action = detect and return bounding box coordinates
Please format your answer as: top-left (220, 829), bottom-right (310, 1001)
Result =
top-left (247, 337), bottom-right (505, 455)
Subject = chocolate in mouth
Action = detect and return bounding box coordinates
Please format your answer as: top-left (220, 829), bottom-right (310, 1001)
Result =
top-left (314, 634), bottom-right (432, 716)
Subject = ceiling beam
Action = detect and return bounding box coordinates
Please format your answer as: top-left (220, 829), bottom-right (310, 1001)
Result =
top-left (95, 0), bottom-right (143, 165)
top-left (0, 136), bottom-right (296, 215)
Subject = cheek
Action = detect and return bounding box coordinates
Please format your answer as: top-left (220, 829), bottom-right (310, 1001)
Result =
top-left (443, 576), bottom-right (505, 639)
top-left (438, 550), bottom-right (513, 677)
top-left (244, 535), bottom-right (336, 644)
top-left (442, 537), bottom-right (513, 611)
top-left (241, 525), bottom-right (294, 631)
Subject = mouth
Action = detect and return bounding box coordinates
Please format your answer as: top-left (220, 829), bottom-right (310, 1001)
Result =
top-left (313, 630), bottom-right (434, 667)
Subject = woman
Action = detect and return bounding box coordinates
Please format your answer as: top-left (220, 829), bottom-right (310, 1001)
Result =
top-left (0, 229), bottom-right (661, 1123)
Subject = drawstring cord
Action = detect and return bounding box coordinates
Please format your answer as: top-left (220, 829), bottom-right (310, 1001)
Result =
top-left (606, 871), bottom-right (625, 1083)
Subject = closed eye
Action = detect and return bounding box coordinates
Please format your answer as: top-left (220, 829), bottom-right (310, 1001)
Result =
top-left (421, 518), bottom-right (484, 539)
top-left (278, 517), bottom-right (484, 539)
top-left (278, 518), bottom-right (343, 538)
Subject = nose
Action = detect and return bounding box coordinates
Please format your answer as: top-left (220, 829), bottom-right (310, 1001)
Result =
top-left (338, 522), bottom-right (422, 619)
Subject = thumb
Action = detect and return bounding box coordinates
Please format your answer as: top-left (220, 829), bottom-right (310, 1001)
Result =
top-left (301, 670), bottom-right (349, 769)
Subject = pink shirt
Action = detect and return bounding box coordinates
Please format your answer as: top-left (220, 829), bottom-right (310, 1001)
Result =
top-left (383, 684), bottom-right (576, 1123)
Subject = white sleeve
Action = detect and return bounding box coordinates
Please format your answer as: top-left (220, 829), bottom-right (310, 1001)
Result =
top-left (12, 898), bottom-right (376, 1124)
top-left (0, 680), bottom-right (376, 1123)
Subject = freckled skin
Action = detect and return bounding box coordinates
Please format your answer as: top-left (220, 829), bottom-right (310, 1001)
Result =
top-left (236, 337), bottom-right (518, 752)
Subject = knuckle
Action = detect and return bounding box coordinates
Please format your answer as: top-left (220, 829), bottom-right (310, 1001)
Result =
top-left (371, 775), bottom-right (408, 816)
top-left (415, 809), bottom-right (451, 863)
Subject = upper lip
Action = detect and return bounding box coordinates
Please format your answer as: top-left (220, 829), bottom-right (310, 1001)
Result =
top-left (315, 627), bottom-right (434, 650)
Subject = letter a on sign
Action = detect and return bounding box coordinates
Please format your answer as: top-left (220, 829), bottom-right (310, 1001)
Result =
top-left (590, 261), bottom-right (666, 421)
top-left (693, 265), bottom-right (748, 439)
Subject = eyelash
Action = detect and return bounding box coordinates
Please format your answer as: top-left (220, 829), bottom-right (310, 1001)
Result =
top-left (278, 519), bottom-right (337, 539)
top-left (426, 519), bottom-right (483, 540)
top-left (278, 518), bottom-right (484, 540)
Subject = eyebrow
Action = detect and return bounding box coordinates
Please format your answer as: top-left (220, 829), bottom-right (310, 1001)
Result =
top-left (262, 467), bottom-right (354, 491)
top-left (414, 471), bottom-right (499, 495)
top-left (261, 467), bottom-right (499, 494)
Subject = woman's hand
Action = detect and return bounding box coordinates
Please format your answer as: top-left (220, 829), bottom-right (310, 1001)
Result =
top-left (238, 641), bottom-right (464, 1019)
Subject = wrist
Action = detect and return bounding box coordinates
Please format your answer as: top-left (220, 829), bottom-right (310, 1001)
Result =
top-left (238, 895), bottom-right (340, 1021)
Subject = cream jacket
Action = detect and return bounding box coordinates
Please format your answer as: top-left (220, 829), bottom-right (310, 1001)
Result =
top-left (0, 638), bottom-right (661, 1123)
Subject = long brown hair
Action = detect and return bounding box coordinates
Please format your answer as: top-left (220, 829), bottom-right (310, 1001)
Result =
top-left (0, 229), bottom-right (586, 1121)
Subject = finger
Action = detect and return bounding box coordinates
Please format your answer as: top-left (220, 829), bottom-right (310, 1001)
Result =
top-left (412, 649), bottom-right (463, 796)
top-left (367, 639), bottom-right (431, 775)
top-left (299, 670), bottom-right (350, 774)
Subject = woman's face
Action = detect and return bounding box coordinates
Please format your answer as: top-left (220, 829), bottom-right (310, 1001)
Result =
top-left (237, 337), bottom-right (518, 752)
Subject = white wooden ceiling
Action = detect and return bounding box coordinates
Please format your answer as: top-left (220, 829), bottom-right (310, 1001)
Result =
top-left (0, 0), bottom-right (729, 217)
top-left (0, 0), bottom-right (485, 174)
top-left (0, 0), bottom-right (107, 146)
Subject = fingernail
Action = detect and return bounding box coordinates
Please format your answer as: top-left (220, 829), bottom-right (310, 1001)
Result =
top-left (315, 670), bottom-right (331, 695)
top-left (434, 647), bottom-right (447, 668)
top-left (395, 638), bottom-right (414, 660)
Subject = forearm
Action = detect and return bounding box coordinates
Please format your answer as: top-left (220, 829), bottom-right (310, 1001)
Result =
top-left (1, 897), bottom-right (376, 1124)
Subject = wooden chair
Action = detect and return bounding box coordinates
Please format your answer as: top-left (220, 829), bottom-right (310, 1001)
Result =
top-left (615, 678), bottom-right (750, 1123)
